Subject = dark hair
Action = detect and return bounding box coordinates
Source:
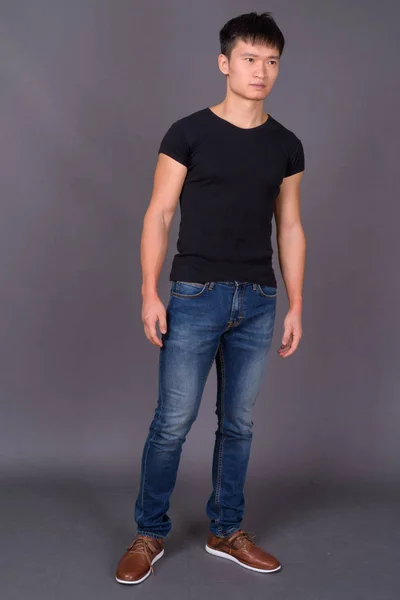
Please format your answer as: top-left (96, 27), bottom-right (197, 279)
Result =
top-left (219, 12), bottom-right (285, 60)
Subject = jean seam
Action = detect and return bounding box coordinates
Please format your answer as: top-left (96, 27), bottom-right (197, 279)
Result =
top-left (136, 530), bottom-right (164, 540)
top-left (136, 372), bottom-right (164, 526)
top-left (214, 526), bottom-right (239, 539)
top-left (215, 342), bottom-right (226, 537)
top-left (138, 337), bottom-right (219, 537)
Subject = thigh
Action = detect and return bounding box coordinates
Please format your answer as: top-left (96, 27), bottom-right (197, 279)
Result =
top-left (215, 284), bottom-right (277, 429)
top-left (158, 281), bottom-right (223, 422)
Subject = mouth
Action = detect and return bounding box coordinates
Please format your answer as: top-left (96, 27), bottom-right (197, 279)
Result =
top-left (250, 84), bottom-right (266, 88)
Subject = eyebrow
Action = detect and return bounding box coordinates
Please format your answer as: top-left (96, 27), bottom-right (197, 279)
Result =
top-left (240, 52), bottom-right (280, 59)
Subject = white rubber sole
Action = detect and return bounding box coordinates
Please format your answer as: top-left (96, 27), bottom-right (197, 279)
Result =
top-left (115, 548), bottom-right (165, 585)
top-left (205, 544), bottom-right (282, 573)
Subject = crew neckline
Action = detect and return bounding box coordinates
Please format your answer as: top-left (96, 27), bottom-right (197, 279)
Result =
top-left (206, 107), bottom-right (272, 131)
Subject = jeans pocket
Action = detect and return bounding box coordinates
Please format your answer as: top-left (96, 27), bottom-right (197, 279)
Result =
top-left (256, 284), bottom-right (277, 299)
top-left (171, 281), bottom-right (209, 298)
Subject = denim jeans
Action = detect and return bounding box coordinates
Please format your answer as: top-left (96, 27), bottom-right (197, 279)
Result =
top-left (134, 280), bottom-right (277, 540)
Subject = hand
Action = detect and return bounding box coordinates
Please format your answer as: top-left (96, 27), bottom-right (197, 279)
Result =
top-left (142, 293), bottom-right (167, 347)
top-left (277, 307), bottom-right (303, 358)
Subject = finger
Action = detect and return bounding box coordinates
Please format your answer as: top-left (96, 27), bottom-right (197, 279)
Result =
top-left (144, 324), bottom-right (162, 347)
top-left (278, 338), bottom-right (292, 354)
top-left (280, 331), bottom-right (293, 349)
top-left (158, 313), bottom-right (167, 334)
top-left (281, 342), bottom-right (298, 357)
top-left (278, 346), bottom-right (292, 356)
top-left (149, 325), bottom-right (162, 346)
top-left (279, 332), bottom-right (301, 357)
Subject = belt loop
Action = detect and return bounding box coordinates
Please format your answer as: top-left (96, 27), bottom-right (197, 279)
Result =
top-left (253, 283), bottom-right (257, 290)
top-left (208, 282), bottom-right (215, 289)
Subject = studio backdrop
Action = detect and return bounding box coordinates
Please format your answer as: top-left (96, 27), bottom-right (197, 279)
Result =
top-left (0, 0), bottom-right (399, 485)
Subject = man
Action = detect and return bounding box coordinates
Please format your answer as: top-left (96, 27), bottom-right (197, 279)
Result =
top-left (116, 11), bottom-right (305, 585)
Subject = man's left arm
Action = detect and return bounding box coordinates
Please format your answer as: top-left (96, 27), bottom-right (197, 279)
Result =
top-left (273, 170), bottom-right (306, 358)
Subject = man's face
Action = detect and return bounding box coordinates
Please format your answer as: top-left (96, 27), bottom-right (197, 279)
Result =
top-left (219, 39), bottom-right (280, 100)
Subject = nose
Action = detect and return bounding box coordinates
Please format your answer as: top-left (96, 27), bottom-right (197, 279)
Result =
top-left (254, 65), bottom-right (267, 79)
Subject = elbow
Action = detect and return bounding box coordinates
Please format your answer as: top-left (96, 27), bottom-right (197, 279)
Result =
top-left (277, 220), bottom-right (305, 236)
top-left (143, 206), bottom-right (173, 232)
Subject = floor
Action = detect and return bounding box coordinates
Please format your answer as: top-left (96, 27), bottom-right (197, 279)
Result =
top-left (1, 469), bottom-right (399, 600)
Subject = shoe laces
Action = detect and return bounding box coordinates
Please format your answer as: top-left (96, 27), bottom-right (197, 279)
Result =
top-left (229, 530), bottom-right (257, 552)
top-left (126, 535), bottom-right (158, 574)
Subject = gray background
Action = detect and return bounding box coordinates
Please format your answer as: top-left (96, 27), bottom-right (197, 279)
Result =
top-left (1, 1), bottom-right (399, 598)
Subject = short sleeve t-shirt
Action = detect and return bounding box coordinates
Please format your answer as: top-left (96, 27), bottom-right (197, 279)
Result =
top-left (158, 107), bottom-right (305, 287)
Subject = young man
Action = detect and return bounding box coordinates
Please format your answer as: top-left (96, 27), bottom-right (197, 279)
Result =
top-left (116, 11), bottom-right (305, 585)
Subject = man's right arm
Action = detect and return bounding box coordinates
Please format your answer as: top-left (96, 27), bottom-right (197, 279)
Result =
top-left (140, 152), bottom-right (187, 346)
top-left (141, 152), bottom-right (187, 298)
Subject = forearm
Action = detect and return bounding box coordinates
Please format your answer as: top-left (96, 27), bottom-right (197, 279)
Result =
top-left (141, 208), bottom-right (169, 298)
top-left (276, 223), bottom-right (306, 311)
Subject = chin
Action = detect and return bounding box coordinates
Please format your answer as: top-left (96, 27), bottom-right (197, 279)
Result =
top-left (251, 91), bottom-right (269, 100)
top-left (250, 87), bottom-right (267, 94)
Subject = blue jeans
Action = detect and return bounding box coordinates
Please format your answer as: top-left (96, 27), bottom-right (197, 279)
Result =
top-left (134, 280), bottom-right (277, 539)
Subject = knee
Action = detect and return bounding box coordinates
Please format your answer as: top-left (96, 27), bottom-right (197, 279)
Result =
top-left (221, 415), bottom-right (254, 439)
top-left (150, 411), bottom-right (197, 445)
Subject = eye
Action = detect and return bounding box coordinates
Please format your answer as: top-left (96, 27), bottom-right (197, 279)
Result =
top-left (245, 58), bottom-right (254, 63)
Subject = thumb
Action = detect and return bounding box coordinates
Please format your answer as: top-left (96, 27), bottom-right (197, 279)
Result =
top-left (159, 315), bottom-right (167, 334)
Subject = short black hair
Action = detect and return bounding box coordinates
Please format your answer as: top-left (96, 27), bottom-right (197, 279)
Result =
top-left (219, 11), bottom-right (285, 60)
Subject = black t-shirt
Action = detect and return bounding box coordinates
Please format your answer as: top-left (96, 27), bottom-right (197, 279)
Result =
top-left (158, 107), bottom-right (305, 287)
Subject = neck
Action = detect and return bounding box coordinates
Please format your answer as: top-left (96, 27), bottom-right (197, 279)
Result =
top-left (212, 97), bottom-right (268, 128)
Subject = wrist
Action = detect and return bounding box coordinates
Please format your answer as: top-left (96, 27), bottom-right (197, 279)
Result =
top-left (289, 297), bottom-right (303, 311)
top-left (142, 284), bottom-right (158, 298)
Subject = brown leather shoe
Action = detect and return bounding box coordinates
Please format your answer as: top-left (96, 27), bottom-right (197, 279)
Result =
top-left (115, 534), bottom-right (164, 584)
top-left (205, 529), bottom-right (282, 573)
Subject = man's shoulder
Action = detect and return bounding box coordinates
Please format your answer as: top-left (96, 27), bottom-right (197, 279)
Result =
top-left (268, 115), bottom-right (302, 144)
top-left (167, 108), bottom-right (208, 130)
